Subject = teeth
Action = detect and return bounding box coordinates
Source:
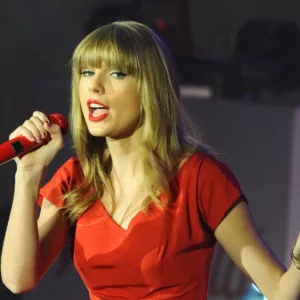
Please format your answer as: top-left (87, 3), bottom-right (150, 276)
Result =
top-left (90, 103), bottom-right (104, 109)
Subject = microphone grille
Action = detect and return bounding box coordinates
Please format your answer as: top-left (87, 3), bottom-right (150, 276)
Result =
top-left (48, 114), bottom-right (69, 135)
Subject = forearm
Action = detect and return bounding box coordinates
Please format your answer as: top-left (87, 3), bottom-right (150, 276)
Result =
top-left (275, 263), bottom-right (300, 300)
top-left (1, 170), bottom-right (43, 293)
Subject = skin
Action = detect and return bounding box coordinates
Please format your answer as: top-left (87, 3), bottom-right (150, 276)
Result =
top-left (79, 62), bottom-right (141, 140)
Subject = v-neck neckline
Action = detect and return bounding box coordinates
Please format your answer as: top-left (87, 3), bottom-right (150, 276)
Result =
top-left (97, 153), bottom-right (196, 232)
top-left (98, 201), bottom-right (150, 232)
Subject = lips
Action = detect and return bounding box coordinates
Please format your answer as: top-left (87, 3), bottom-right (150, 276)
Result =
top-left (87, 99), bottom-right (109, 109)
top-left (87, 99), bottom-right (110, 122)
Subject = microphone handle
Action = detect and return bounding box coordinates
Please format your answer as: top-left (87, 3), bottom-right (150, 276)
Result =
top-left (0, 113), bottom-right (68, 166)
top-left (0, 135), bottom-right (51, 166)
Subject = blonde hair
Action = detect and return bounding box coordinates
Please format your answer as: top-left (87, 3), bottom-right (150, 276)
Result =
top-left (63, 21), bottom-right (213, 224)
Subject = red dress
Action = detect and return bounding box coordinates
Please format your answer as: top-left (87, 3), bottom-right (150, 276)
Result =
top-left (38, 152), bottom-right (245, 300)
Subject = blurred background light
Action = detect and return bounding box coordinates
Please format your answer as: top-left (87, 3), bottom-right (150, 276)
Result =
top-left (242, 283), bottom-right (268, 300)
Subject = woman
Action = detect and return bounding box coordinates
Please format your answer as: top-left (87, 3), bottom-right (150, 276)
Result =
top-left (1, 21), bottom-right (300, 300)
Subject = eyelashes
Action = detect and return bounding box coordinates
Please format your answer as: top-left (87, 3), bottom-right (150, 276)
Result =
top-left (80, 70), bottom-right (94, 77)
top-left (110, 71), bottom-right (127, 79)
top-left (80, 69), bottom-right (128, 80)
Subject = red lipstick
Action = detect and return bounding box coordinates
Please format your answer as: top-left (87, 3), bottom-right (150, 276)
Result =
top-left (87, 99), bottom-right (109, 108)
top-left (87, 99), bottom-right (110, 122)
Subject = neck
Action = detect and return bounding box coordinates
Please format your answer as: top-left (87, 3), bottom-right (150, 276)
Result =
top-left (106, 127), bottom-right (143, 183)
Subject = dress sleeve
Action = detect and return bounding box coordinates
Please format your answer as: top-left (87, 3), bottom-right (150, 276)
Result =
top-left (37, 157), bottom-right (81, 208)
top-left (197, 155), bottom-right (247, 232)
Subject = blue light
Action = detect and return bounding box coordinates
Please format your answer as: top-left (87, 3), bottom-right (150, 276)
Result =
top-left (242, 283), bottom-right (267, 300)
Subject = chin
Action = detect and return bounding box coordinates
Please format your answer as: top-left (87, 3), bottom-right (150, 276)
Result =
top-left (88, 131), bottom-right (108, 138)
top-left (86, 126), bottom-right (108, 138)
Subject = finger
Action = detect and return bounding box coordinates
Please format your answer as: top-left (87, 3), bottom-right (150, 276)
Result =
top-left (43, 122), bottom-right (64, 150)
top-left (9, 126), bottom-right (36, 142)
top-left (32, 111), bottom-right (50, 124)
top-left (22, 120), bottom-right (43, 142)
top-left (29, 116), bottom-right (48, 139)
top-left (43, 122), bottom-right (63, 138)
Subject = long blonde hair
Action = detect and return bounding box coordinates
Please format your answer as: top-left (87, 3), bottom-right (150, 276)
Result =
top-left (64, 21), bottom-right (212, 224)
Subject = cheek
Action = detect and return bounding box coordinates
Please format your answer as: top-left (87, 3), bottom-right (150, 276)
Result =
top-left (124, 86), bottom-right (140, 109)
top-left (128, 94), bottom-right (141, 116)
top-left (78, 81), bottom-right (84, 97)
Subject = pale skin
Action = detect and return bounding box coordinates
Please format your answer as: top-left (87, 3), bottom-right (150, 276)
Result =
top-left (1, 63), bottom-right (300, 299)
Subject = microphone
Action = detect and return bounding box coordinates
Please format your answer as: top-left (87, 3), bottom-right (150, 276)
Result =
top-left (0, 113), bottom-right (69, 166)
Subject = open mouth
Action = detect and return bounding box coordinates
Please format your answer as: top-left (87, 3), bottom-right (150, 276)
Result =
top-left (89, 103), bottom-right (109, 117)
top-left (87, 100), bottom-right (110, 121)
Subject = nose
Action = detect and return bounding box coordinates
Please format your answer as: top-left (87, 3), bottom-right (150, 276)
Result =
top-left (88, 75), bottom-right (105, 94)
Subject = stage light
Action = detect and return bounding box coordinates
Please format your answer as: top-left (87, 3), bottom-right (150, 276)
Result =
top-left (242, 283), bottom-right (267, 300)
top-left (155, 18), bottom-right (166, 31)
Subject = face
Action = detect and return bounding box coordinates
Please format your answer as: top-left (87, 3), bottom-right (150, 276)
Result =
top-left (79, 61), bottom-right (141, 139)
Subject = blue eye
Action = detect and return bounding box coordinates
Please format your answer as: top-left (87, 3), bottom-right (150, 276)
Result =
top-left (81, 70), bottom-right (94, 77)
top-left (110, 72), bottom-right (127, 79)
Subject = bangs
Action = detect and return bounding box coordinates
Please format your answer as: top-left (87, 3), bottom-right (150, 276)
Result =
top-left (72, 25), bottom-right (141, 76)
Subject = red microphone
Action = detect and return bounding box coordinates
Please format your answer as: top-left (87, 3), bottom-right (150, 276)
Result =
top-left (0, 114), bottom-right (69, 166)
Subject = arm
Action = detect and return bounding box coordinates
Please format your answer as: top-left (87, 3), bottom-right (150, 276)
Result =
top-left (215, 200), bottom-right (300, 300)
top-left (1, 169), bottom-right (68, 294)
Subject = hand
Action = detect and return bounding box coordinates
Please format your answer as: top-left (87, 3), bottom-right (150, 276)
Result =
top-left (9, 111), bottom-right (64, 171)
top-left (291, 233), bottom-right (300, 269)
